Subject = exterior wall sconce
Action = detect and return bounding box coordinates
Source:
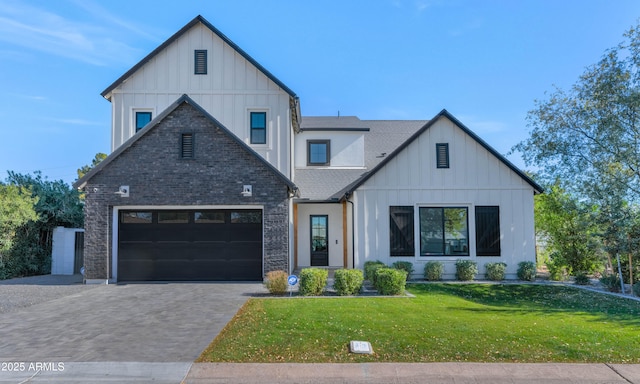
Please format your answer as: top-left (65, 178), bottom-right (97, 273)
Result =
top-left (115, 185), bottom-right (129, 197)
top-left (241, 185), bottom-right (252, 197)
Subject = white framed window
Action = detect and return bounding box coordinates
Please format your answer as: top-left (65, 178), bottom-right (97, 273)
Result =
top-left (247, 109), bottom-right (270, 146)
top-left (131, 108), bottom-right (155, 134)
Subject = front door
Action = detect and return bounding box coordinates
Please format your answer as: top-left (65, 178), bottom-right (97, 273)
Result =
top-left (310, 215), bottom-right (328, 266)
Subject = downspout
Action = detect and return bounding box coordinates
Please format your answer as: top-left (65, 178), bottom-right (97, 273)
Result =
top-left (346, 193), bottom-right (355, 269)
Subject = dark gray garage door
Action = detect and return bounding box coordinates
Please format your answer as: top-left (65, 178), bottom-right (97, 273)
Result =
top-left (118, 209), bottom-right (262, 281)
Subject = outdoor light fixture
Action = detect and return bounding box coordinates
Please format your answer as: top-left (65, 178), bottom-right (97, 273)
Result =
top-left (241, 185), bottom-right (252, 197)
top-left (114, 185), bottom-right (129, 197)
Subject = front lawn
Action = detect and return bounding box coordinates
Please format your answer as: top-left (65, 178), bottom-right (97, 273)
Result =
top-left (198, 284), bottom-right (640, 363)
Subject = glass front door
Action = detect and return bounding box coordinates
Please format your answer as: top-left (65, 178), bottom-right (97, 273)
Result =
top-left (310, 215), bottom-right (328, 266)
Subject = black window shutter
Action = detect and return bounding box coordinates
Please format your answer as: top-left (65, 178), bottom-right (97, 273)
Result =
top-left (475, 206), bottom-right (500, 256)
top-left (436, 143), bottom-right (449, 168)
top-left (194, 50), bottom-right (207, 74)
top-left (389, 206), bottom-right (415, 256)
top-left (181, 133), bottom-right (194, 158)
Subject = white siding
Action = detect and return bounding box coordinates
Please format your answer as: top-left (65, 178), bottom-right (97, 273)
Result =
top-left (294, 131), bottom-right (365, 168)
top-left (350, 116), bottom-right (536, 279)
top-left (109, 22), bottom-right (292, 176)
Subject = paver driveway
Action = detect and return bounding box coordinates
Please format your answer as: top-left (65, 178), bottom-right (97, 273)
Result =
top-left (0, 275), bottom-right (263, 362)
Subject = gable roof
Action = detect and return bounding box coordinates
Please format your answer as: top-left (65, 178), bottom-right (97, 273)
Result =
top-left (74, 94), bottom-right (298, 194)
top-left (333, 109), bottom-right (543, 200)
top-left (100, 15), bottom-right (297, 100)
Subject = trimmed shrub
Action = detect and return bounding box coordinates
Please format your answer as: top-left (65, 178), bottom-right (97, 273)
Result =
top-left (424, 261), bottom-right (444, 281)
top-left (333, 269), bottom-right (364, 296)
top-left (391, 261), bottom-right (414, 277)
top-left (574, 272), bottom-right (590, 286)
top-left (264, 270), bottom-right (289, 295)
top-left (485, 262), bottom-right (507, 281)
top-left (299, 268), bottom-right (328, 296)
top-left (517, 261), bottom-right (537, 281)
top-left (546, 256), bottom-right (569, 281)
top-left (375, 268), bottom-right (407, 295)
top-left (455, 260), bottom-right (477, 281)
top-left (599, 274), bottom-right (622, 293)
top-left (633, 282), bottom-right (640, 297)
top-left (364, 260), bottom-right (386, 286)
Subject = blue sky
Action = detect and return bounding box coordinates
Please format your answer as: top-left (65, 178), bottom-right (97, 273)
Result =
top-left (1, 0), bottom-right (639, 185)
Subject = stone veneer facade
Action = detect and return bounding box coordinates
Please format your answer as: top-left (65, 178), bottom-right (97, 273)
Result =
top-left (81, 101), bottom-right (291, 281)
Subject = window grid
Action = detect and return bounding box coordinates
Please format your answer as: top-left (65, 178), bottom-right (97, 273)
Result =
top-left (307, 140), bottom-right (330, 165)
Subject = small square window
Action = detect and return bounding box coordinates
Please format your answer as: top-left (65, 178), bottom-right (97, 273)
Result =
top-left (307, 140), bottom-right (330, 165)
top-left (250, 112), bottom-right (267, 144)
top-left (181, 133), bottom-right (194, 158)
top-left (194, 50), bottom-right (207, 75)
top-left (135, 111), bottom-right (152, 132)
top-left (436, 143), bottom-right (449, 168)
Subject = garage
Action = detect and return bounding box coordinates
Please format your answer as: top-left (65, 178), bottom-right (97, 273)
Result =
top-left (117, 209), bottom-right (263, 281)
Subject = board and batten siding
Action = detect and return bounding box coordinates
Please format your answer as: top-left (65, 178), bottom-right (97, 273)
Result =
top-left (350, 116), bottom-right (536, 279)
top-left (109, 22), bottom-right (292, 176)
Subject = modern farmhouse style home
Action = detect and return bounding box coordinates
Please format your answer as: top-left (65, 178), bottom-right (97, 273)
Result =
top-left (74, 15), bottom-right (542, 283)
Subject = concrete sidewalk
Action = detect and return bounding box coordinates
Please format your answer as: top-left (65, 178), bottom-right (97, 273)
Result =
top-left (0, 362), bottom-right (638, 383)
top-left (185, 363), bottom-right (640, 384)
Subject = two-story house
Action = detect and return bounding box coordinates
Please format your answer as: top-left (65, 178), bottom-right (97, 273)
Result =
top-left (75, 15), bottom-right (542, 283)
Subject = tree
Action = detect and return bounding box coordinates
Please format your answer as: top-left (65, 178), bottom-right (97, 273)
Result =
top-left (77, 152), bottom-right (107, 180)
top-left (514, 25), bottom-right (640, 204)
top-left (535, 182), bottom-right (603, 276)
top-left (2, 171), bottom-right (83, 278)
top-left (515, 24), bottom-right (640, 280)
top-left (0, 184), bottom-right (39, 278)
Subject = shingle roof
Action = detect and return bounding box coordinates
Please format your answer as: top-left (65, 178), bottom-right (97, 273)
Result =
top-left (294, 118), bottom-right (426, 201)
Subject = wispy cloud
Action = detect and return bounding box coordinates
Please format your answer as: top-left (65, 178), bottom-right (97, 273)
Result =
top-left (0, 0), bottom-right (150, 65)
top-left (391, 0), bottom-right (441, 14)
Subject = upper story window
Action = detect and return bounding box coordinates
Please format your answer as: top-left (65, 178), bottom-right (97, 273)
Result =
top-left (436, 143), bottom-right (449, 168)
top-left (250, 112), bottom-right (267, 144)
top-left (307, 140), bottom-right (330, 166)
top-left (194, 50), bottom-right (207, 75)
top-left (135, 111), bottom-right (152, 133)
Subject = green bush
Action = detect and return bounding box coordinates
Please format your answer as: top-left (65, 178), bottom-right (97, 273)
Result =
top-left (391, 261), bottom-right (414, 277)
top-left (485, 262), bottom-right (507, 281)
top-left (364, 260), bottom-right (386, 286)
top-left (517, 261), bottom-right (537, 281)
top-left (264, 270), bottom-right (289, 295)
top-left (599, 274), bottom-right (622, 293)
top-left (455, 260), bottom-right (477, 281)
top-left (333, 269), bottom-right (364, 296)
top-left (375, 268), bottom-right (406, 295)
top-left (574, 272), bottom-right (591, 286)
top-left (299, 268), bottom-right (328, 296)
top-left (546, 255), bottom-right (569, 281)
top-left (424, 261), bottom-right (444, 281)
top-left (633, 282), bottom-right (640, 297)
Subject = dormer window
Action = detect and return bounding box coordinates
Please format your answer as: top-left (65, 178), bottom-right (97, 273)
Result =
top-left (307, 140), bottom-right (330, 166)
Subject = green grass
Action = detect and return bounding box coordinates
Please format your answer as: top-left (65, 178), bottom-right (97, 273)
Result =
top-left (198, 284), bottom-right (640, 363)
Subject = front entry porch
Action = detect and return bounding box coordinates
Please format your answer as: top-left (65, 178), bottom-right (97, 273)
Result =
top-left (293, 202), bottom-right (351, 270)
